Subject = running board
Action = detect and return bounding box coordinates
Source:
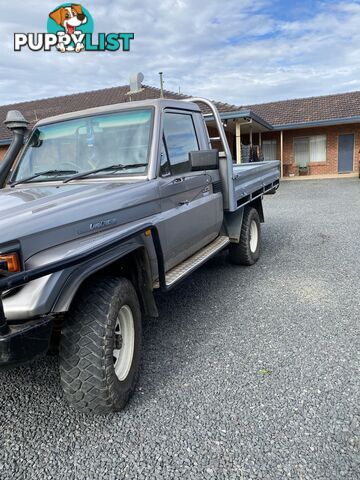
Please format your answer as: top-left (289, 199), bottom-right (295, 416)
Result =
top-left (154, 236), bottom-right (230, 289)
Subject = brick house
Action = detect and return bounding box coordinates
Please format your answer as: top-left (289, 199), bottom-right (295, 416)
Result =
top-left (247, 91), bottom-right (360, 177)
top-left (206, 90), bottom-right (360, 176)
top-left (0, 84), bottom-right (359, 177)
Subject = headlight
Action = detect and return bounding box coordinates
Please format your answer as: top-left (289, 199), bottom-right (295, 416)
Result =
top-left (0, 252), bottom-right (21, 273)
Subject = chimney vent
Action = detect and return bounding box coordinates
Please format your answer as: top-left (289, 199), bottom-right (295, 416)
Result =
top-left (128, 72), bottom-right (144, 96)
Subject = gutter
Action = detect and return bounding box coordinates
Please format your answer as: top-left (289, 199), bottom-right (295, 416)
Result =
top-left (273, 115), bottom-right (360, 130)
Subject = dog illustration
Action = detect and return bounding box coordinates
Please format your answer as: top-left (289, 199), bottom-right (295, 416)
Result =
top-left (49, 4), bottom-right (87, 53)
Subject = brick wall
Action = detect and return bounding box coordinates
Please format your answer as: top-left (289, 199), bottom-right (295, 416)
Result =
top-left (262, 124), bottom-right (360, 176)
top-left (0, 145), bottom-right (8, 161)
top-left (208, 126), bottom-right (236, 156)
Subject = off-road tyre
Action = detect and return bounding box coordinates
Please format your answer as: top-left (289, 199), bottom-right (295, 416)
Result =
top-left (229, 207), bottom-right (261, 266)
top-left (59, 276), bottom-right (142, 414)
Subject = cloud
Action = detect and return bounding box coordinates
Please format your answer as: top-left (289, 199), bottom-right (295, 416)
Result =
top-left (1, 0), bottom-right (360, 106)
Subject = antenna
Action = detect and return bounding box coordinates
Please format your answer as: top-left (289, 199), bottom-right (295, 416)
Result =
top-left (159, 72), bottom-right (164, 98)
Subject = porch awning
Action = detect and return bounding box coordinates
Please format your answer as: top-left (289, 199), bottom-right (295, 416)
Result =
top-left (204, 109), bottom-right (273, 134)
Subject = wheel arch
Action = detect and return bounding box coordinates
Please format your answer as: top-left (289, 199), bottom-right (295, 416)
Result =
top-left (53, 244), bottom-right (158, 318)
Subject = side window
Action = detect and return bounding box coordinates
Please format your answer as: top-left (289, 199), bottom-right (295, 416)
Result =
top-left (163, 113), bottom-right (199, 175)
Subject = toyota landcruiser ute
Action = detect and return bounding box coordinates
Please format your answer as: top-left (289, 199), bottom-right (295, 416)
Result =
top-left (0, 97), bottom-right (279, 413)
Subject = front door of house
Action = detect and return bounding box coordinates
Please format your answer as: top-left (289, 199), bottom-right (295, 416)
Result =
top-left (338, 134), bottom-right (354, 173)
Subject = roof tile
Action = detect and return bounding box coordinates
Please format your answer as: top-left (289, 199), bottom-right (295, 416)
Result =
top-left (244, 90), bottom-right (360, 126)
top-left (2, 86), bottom-right (360, 142)
top-left (0, 85), bottom-right (239, 142)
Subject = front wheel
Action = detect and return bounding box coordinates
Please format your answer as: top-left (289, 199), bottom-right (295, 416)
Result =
top-left (59, 276), bottom-right (142, 414)
top-left (229, 207), bottom-right (261, 266)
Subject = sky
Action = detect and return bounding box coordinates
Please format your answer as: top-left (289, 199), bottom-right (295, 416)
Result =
top-left (1, 0), bottom-right (360, 107)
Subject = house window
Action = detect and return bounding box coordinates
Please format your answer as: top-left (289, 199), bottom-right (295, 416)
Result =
top-left (262, 140), bottom-right (277, 160)
top-left (294, 135), bottom-right (327, 166)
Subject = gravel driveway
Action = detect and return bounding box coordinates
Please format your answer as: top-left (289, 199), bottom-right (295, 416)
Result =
top-left (1, 178), bottom-right (359, 480)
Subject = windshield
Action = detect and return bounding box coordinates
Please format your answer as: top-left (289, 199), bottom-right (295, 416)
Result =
top-left (10, 108), bottom-right (153, 183)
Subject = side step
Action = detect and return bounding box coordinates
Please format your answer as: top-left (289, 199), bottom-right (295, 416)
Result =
top-left (154, 236), bottom-right (230, 289)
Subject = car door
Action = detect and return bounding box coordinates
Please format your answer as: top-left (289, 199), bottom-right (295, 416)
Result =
top-left (158, 110), bottom-right (223, 271)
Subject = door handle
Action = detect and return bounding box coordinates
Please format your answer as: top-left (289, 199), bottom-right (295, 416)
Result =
top-left (178, 200), bottom-right (189, 206)
top-left (173, 177), bottom-right (186, 184)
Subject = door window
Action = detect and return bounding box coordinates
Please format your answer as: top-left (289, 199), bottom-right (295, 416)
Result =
top-left (163, 113), bottom-right (199, 174)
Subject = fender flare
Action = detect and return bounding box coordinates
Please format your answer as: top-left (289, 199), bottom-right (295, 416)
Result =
top-left (0, 224), bottom-right (165, 321)
top-left (52, 239), bottom-right (144, 312)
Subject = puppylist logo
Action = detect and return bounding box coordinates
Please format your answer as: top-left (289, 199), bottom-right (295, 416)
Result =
top-left (14, 4), bottom-right (134, 53)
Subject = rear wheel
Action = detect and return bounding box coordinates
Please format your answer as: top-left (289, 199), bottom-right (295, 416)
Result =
top-left (229, 207), bottom-right (261, 266)
top-left (59, 276), bottom-right (142, 414)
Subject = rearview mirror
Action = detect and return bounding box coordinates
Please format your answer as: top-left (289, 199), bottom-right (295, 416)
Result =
top-left (189, 150), bottom-right (219, 171)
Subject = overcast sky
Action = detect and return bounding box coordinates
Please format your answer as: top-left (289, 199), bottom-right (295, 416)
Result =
top-left (1, 0), bottom-right (360, 107)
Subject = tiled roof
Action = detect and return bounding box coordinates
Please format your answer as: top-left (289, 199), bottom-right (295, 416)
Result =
top-left (245, 90), bottom-right (360, 127)
top-left (3, 85), bottom-right (360, 143)
top-left (0, 85), bottom-right (240, 143)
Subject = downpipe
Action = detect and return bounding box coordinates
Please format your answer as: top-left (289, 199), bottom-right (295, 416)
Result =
top-left (0, 111), bottom-right (29, 188)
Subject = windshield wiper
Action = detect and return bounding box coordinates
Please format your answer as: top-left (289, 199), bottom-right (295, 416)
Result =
top-left (63, 163), bottom-right (148, 183)
top-left (9, 169), bottom-right (79, 187)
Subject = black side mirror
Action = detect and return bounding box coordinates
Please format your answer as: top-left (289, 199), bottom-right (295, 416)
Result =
top-left (189, 150), bottom-right (219, 171)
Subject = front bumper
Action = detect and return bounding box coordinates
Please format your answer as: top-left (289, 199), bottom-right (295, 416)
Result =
top-left (0, 316), bottom-right (53, 367)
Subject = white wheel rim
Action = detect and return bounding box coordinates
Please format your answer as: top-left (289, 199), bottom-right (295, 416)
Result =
top-left (113, 305), bottom-right (135, 382)
top-left (249, 220), bottom-right (258, 253)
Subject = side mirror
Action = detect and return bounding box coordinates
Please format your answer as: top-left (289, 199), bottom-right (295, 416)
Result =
top-left (189, 150), bottom-right (219, 171)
